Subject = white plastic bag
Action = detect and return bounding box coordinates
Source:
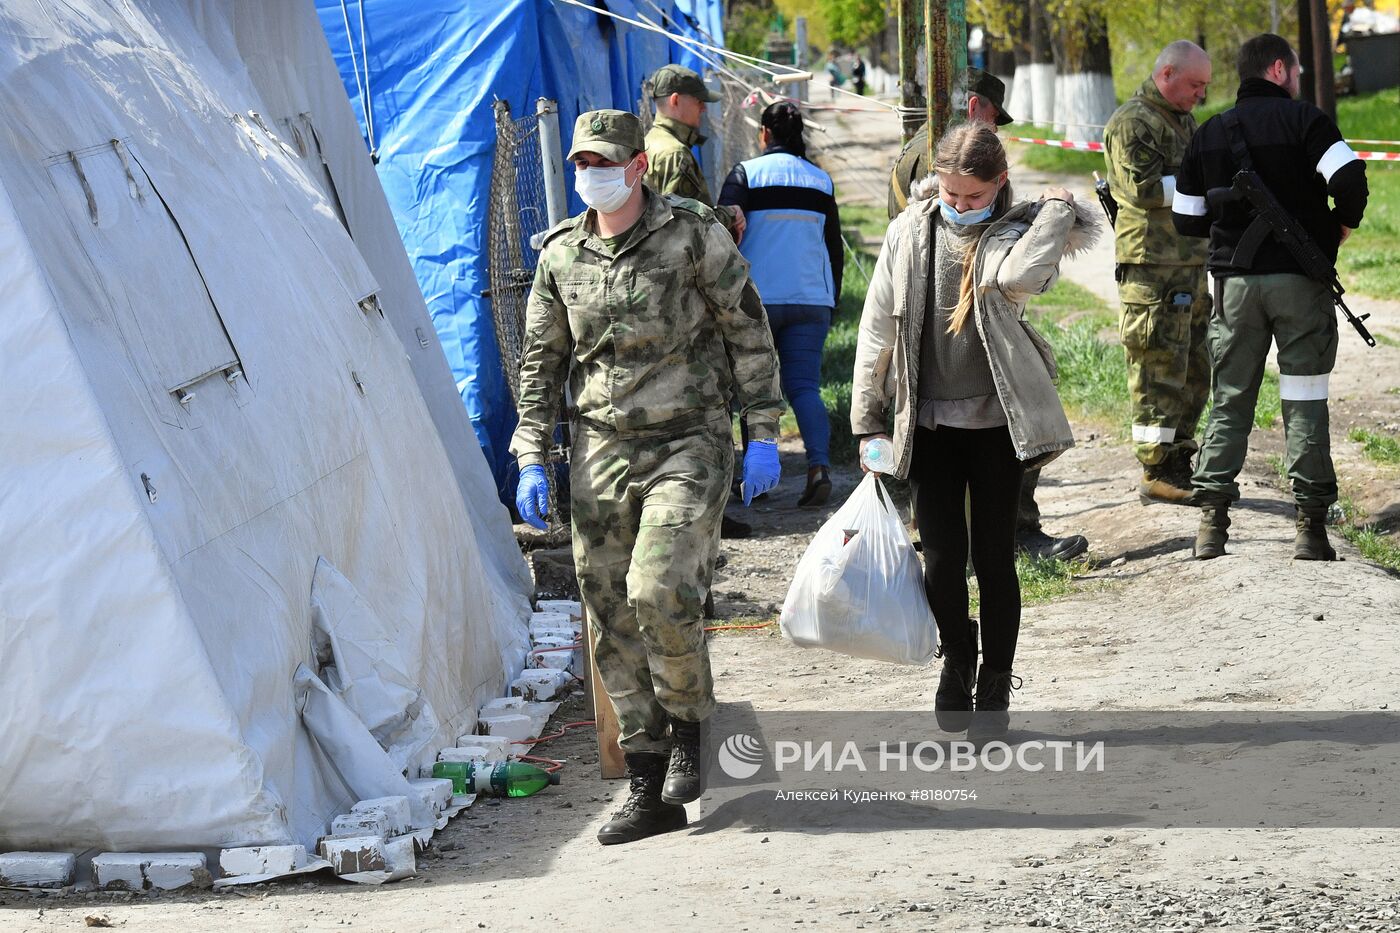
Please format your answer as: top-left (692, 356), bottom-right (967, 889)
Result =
top-left (779, 474), bottom-right (939, 665)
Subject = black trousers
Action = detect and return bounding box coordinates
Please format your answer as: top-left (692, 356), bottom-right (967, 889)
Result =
top-left (908, 425), bottom-right (1026, 672)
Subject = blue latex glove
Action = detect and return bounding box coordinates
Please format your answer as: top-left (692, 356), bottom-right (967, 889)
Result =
top-left (741, 440), bottom-right (780, 506)
top-left (516, 464), bottom-right (551, 530)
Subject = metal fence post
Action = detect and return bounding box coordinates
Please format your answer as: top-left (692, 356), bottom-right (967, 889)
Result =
top-left (536, 98), bottom-right (568, 227)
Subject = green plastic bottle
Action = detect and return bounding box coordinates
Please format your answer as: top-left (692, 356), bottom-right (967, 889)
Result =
top-left (431, 760), bottom-right (560, 798)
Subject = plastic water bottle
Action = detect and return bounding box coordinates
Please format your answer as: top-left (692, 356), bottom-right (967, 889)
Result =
top-left (862, 437), bottom-right (895, 474)
top-left (431, 760), bottom-right (560, 798)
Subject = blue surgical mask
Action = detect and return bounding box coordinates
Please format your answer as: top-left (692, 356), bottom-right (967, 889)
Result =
top-left (940, 199), bottom-right (995, 226)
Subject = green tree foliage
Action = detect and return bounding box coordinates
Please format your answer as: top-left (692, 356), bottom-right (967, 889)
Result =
top-left (821, 0), bottom-right (887, 46)
top-left (726, 0), bottom-right (780, 59)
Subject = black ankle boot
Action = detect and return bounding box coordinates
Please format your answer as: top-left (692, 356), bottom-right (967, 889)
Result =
top-left (662, 717), bottom-right (708, 804)
top-left (968, 667), bottom-right (1021, 744)
top-left (597, 753), bottom-right (687, 845)
top-left (934, 620), bottom-right (979, 733)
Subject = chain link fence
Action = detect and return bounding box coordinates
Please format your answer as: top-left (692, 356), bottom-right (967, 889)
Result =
top-left (487, 99), bottom-right (566, 532)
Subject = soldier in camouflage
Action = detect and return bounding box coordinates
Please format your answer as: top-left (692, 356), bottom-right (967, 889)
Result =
top-left (644, 64), bottom-right (746, 241)
top-left (645, 62), bottom-right (762, 549)
top-left (1103, 41), bottom-right (1213, 505)
top-left (510, 110), bottom-right (783, 845)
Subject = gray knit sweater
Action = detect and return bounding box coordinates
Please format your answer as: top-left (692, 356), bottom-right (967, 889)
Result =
top-left (915, 217), bottom-right (1006, 429)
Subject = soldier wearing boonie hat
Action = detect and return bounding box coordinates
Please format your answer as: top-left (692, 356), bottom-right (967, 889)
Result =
top-left (511, 107), bottom-right (783, 846)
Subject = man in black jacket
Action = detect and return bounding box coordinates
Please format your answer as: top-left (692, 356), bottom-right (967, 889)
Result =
top-left (1172, 33), bottom-right (1368, 561)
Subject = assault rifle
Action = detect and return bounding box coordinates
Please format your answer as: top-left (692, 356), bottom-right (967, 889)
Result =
top-left (1092, 171), bottom-right (1118, 229)
top-left (1208, 110), bottom-right (1374, 347)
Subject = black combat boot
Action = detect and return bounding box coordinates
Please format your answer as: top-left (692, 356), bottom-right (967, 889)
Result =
top-left (1294, 506), bottom-right (1338, 561)
top-left (596, 753), bottom-right (687, 845)
top-left (1194, 502), bottom-right (1230, 559)
top-left (967, 667), bottom-right (1021, 744)
top-left (934, 620), bottom-right (979, 733)
top-left (662, 717), bottom-right (707, 804)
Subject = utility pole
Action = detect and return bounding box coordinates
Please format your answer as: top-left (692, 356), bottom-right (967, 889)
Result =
top-left (1308, 0), bottom-right (1337, 120)
top-left (795, 17), bottom-right (809, 102)
top-left (898, 0), bottom-right (925, 144)
top-left (924, 1), bottom-right (968, 164)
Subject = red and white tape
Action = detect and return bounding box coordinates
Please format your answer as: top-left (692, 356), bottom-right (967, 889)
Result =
top-left (1005, 136), bottom-right (1105, 152)
top-left (1006, 135), bottom-right (1399, 162)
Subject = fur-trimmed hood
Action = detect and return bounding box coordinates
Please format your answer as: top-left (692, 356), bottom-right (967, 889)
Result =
top-left (907, 172), bottom-right (1102, 258)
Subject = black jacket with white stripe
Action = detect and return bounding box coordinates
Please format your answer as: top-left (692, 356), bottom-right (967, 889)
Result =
top-left (1171, 78), bottom-right (1368, 278)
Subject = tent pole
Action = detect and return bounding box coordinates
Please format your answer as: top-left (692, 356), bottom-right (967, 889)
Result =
top-left (536, 98), bottom-right (568, 227)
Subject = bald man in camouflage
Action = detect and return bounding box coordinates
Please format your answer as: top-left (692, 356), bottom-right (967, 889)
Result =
top-left (1103, 41), bottom-right (1213, 505)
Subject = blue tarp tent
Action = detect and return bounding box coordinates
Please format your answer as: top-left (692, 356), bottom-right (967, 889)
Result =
top-left (316, 0), bottom-right (725, 499)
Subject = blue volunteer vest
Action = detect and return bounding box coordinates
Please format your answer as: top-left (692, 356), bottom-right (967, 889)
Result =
top-left (738, 152), bottom-right (835, 307)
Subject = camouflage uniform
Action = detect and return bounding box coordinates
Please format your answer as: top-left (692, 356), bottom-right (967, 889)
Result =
top-left (644, 115), bottom-right (741, 234)
top-left (509, 188), bottom-right (782, 754)
top-left (1103, 79), bottom-right (1211, 467)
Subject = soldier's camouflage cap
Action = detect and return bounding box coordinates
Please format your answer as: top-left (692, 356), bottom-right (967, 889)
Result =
top-left (567, 109), bottom-right (646, 163)
top-left (650, 63), bottom-right (721, 102)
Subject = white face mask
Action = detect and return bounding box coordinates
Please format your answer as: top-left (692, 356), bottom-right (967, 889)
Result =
top-left (576, 159), bottom-right (637, 213)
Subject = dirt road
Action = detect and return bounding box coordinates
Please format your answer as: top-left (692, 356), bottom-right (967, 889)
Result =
top-left (6, 93), bottom-right (1400, 933)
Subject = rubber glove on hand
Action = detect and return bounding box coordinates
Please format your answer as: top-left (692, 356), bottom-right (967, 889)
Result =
top-left (516, 464), bottom-right (551, 530)
top-left (741, 440), bottom-right (780, 506)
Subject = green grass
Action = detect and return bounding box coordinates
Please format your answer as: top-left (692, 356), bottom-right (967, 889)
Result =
top-left (1347, 427), bottom-right (1400, 466)
top-left (1024, 279), bottom-right (1131, 433)
top-left (969, 555), bottom-right (1096, 614)
top-left (1374, 332), bottom-right (1400, 348)
top-left (819, 201), bottom-right (888, 466)
top-left (1003, 122), bottom-right (1106, 177)
top-left (1335, 496), bottom-right (1400, 576)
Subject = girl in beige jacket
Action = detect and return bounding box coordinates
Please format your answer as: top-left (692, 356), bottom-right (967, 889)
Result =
top-left (850, 123), bottom-right (1100, 741)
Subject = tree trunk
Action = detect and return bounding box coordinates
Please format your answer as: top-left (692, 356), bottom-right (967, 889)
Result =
top-left (1050, 9), bottom-right (1114, 142)
top-left (1027, 0), bottom-right (1055, 126)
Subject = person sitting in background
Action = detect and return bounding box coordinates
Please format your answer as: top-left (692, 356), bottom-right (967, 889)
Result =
top-left (852, 123), bottom-right (1100, 742)
top-left (719, 101), bottom-right (843, 507)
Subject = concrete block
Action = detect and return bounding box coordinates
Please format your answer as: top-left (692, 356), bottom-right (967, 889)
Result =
top-left (407, 777), bottom-right (454, 812)
top-left (527, 634), bottom-right (577, 672)
top-left (451, 734), bottom-right (516, 755)
top-left (351, 796), bottom-right (412, 837)
top-left (511, 668), bottom-right (573, 701)
top-left (477, 710), bottom-right (535, 741)
top-left (331, 810), bottom-right (389, 837)
top-left (481, 695), bottom-right (525, 713)
top-left (93, 852), bottom-right (208, 891)
top-left (318, 835), bottom-right (385, 875)
top-left (0, 851), bottom-right (76, 888)
top-left (438, 745), bottom-right (500, 764)
top-left (529, 611), bottom-right (577, 641)
top-left (218, 845), bottom-right (306, 878)
top-left (383, 836), bottom-right (416, 881)
top-left (535, 600), bottom-right (583, 623)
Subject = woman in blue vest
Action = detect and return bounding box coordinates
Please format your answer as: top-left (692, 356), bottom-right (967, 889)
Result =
top-left (719, 101), bottom-right (843, 507)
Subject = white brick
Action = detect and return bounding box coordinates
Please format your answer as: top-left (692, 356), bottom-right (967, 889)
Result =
top-left (0, 851), bottom-right (76, 888)
top-left (142, 853), bottom-right (208, 891)
top-left (451, 734), bottom-right (516, 755)
top-left (218, 845), bottom-right (306, 878)
top-left (529, 611), bottom-right (576, 640)
top-left (93, 853), bottom-right (146, 890)
top-left (526, 633), bottom-right (576, 671)
top-left (93, 852), bottom-right (207, 891)
top-left (383, 836), bottom-right (416, 881)
top-left (511, 668), bottom-right (573, 701)
top-left (477, 711), bottom-right (535, 741)
top-left (534, 601), bottom-right (583, 623)
top-left (331, 810), bottom-right (389, 837)
top-left (481, 696), bottom-right (525, 713)
top-left (351, 796), bottom-right (412, 837)
top-left (438, 745), bottom-right (499, 764)
top-left (318, 835), bottom-right (385, 875)
top-left (407, 777), bottom-right (454, 812)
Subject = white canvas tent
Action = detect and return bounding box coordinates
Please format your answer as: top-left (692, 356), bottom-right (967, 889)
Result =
top-left (0, 0), bottom-right (532, 851)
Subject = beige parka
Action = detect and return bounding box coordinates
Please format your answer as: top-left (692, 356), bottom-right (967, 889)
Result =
top-left (850, 176), bottom-right (1103, 479)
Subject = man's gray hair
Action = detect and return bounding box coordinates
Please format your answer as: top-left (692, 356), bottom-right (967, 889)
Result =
top-left (1154, 40), bottom-right (1208, 75)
